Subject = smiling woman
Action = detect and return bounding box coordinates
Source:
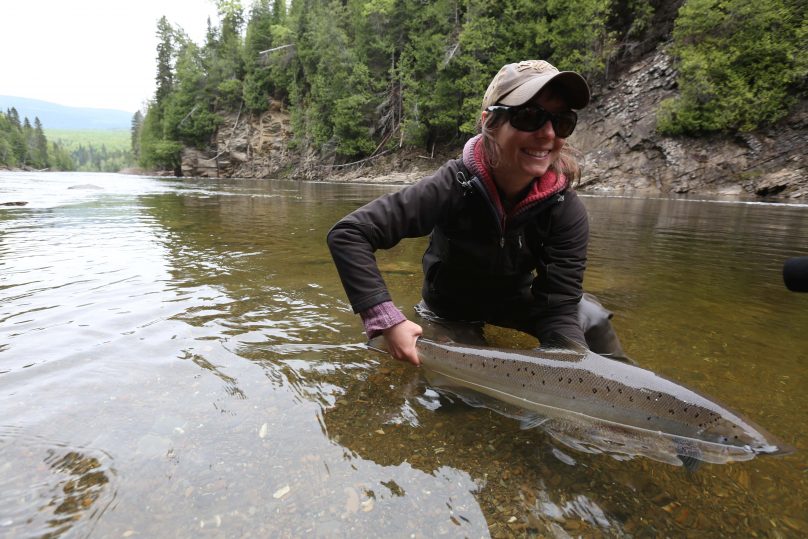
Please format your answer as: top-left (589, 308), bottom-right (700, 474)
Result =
top-left (327, 59), bottom-right (631, 367)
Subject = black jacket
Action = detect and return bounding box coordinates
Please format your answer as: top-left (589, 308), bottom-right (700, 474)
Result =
top-left (327, 157), bottom-right (589, 343)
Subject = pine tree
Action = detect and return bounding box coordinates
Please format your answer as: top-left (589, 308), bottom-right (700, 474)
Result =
top-left (242, 0), bottom-right (277, 111)
top-left (155, 16), bottom-right (176, 116)
top-left (33, 117), bottom-right (49, 168)
top-left (131, 111), bottom-right (144, 160)
top-left (658, 0), bottom-right (805, 133)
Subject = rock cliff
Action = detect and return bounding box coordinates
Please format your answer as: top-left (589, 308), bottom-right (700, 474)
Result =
top-left (575, 49), bottom-right (807, 198)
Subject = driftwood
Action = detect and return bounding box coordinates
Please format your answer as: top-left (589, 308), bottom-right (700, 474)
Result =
top-left (317, 149), bottom-right (392, 169)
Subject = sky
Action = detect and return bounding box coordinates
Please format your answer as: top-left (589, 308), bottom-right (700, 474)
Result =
top-left (2, 0), bottom-right (222, 113)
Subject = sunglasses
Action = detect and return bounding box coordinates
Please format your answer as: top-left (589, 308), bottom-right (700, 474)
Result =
top-left (485, 105), bottom-right (578, 138)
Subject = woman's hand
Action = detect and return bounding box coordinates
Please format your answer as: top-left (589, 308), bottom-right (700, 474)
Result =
top-left (383, 320), bottom-right (423, 366)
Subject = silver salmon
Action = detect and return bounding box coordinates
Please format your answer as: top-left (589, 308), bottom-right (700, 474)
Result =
top-left (367, 336), bottom-right (792, 467)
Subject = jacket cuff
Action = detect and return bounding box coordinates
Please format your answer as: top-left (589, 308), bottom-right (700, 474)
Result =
top-left (360, 301), bottom-right (407, 338)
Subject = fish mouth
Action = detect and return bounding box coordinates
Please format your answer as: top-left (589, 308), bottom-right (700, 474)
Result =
top-left (752, 442), bottom-right (795, 456)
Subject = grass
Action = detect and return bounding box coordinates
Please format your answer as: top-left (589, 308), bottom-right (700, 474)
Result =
top-left (45, 129), bottom-right (131, 152)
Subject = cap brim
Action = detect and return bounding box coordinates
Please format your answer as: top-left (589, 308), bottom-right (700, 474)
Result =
top-left (499, 71), bottom-right (590, 109)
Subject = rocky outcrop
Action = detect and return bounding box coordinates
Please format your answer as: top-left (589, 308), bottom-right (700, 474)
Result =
top-left (575, 49), bottom-right (807, 198)
top-left (181, 103), bottom-right (295, 179)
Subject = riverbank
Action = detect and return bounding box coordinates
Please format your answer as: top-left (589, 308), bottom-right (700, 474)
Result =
top-left (174, 48), bottom-right (806, 199)
top-left (303, 50), bottom-right (807, 199)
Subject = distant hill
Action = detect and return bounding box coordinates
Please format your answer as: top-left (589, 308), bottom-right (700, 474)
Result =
top-left (0, 96), bottom-right (133, 130)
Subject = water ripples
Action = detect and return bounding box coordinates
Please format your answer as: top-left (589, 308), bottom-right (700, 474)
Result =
top-left (2, 173), bottom-right (807, 537)
top-left (0, 426), bottom-right (118, 538)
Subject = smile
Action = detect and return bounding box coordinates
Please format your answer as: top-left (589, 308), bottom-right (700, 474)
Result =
top-left (523, 149), bottom-right (550, 158)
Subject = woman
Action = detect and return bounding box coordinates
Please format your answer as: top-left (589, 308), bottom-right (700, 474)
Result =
top-left (327, 60), bottom-right (628, 366)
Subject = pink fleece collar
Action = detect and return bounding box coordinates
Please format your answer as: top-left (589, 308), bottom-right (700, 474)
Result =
top-left (462, 135), bottom-right (568, 218)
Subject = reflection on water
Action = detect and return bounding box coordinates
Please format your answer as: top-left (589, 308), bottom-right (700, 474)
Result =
top-left (1, 171), bottom-right (807, 537)
top-left (0, 426), bottom-right (116, 538)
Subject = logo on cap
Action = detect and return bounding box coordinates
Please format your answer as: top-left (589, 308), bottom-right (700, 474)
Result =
top-left (515, 60), bottom-right (555, 73)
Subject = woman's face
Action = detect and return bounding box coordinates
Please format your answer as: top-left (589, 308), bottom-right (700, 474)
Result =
top-left (485, 90), bottom-right (570, 197)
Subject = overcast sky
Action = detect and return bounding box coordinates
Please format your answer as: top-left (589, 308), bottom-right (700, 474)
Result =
top-left (3, 0), bottom-right (221, 113)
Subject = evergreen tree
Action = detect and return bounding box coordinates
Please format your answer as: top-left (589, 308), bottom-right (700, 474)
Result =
top-left (155, 16), bottom-right (177, 115)
top-left (0, 112), bottom-right (16, 167)
top-left (164, 40), bottom-right (222, 147)
top-left (242, 0), bottom-right (280, 111)
top-left (7, 107), bottom-right (21, 129)
top-left (49, 141), bottom-right (75, 171)
top-left (658, 0), bottom-right (806, 133)
top-left (33, 117), bottom-right (49, 168)
top-left (137, 0), bottom-right (806, 168)
top-left (0, 110), bottom-right (74, 170)
top-left (537, 0), bottom-right (614, 79)
top-left (203, 0), bottom-right (246, 110)
top-left (131, 111), bottom-right (144, 160)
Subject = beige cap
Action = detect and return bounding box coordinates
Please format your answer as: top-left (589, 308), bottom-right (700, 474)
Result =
top-left (481, 60), bottom-right (590, 112)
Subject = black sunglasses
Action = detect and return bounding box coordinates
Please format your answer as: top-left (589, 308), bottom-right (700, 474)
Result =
top-left (486, 105), bottom-right (578, 138)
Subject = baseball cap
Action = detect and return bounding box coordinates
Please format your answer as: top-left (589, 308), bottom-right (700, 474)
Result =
top-left (481, 60), bottom-right (591, 112)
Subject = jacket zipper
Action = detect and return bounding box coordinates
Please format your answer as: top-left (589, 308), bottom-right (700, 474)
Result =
top-left (469, 175), bottom-right (564, 249)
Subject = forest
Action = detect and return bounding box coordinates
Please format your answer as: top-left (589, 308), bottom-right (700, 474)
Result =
top-left (48, 129), bottom-right (136, 173)
top-left (0, 110), bottom-right (136, 172)
top-left (0, 109), bottom-right (73, 170)
top-left (133, 0), bottom-right (805, 172)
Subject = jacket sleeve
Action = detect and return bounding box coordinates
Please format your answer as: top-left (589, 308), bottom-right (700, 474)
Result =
top-left (531, 190), bottom-right (589, 345)
top-left (326, 160), bottom-right (460, 313)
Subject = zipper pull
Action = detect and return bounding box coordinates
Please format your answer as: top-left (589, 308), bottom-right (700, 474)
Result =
top-left (500, 236), bottom-right (505, 248)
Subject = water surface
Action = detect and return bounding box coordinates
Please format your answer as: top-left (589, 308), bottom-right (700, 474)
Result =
top-left (1, 171), bottom-right (807, 537)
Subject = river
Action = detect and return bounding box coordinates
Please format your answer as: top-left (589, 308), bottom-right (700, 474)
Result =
top-left (1, 171), bottom-right (807, 538)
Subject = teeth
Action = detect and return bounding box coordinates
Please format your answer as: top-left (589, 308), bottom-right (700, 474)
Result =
top-left (524, 149), bottom-right (549, 158)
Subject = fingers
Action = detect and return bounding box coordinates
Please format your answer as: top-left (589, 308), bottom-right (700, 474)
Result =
top-left (383, 320), bottom-right (423, 366)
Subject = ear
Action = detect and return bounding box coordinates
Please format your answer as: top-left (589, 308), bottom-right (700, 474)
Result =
top-left (480, 110), bottom-right (489, 126)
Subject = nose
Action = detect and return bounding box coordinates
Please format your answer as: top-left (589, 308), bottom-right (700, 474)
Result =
top-left (534, 117), bottom-right (556, 138)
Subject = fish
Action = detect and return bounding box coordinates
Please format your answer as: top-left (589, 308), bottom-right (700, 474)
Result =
top-left (367, 335), bottom-right (793, 467)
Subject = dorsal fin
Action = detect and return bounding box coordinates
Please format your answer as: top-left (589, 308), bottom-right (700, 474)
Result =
top-left (540, 332), bottom-right (588, 352)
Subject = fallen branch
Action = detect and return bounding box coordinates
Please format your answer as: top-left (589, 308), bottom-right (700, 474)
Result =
top-left (317, 149), bottom-right (393, 169)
